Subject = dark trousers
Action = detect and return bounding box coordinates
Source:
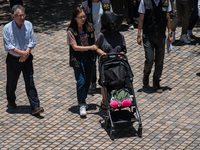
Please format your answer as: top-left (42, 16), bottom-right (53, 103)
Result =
top-left (90, 55), bottom-right (97, 85)
top-left (6, 53), bottom-right (40, 110)
top-left (171, 0), bottom-right (192, 34)
top-left (142, 35), bottom-right (165, 82)
top-left (127, 0), bottom-right (134, 24)
top-left (133, 0), bottom-right (140, 18)
top-left (73, 57), bottom-right (94, 105)
top-left (188, 0), bottom-right (199, 30)
top-left (110, 0), bottom-right (129, 18)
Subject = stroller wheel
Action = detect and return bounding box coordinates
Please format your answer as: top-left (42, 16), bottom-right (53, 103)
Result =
top-left (137, 127), bottom-right (142, 138)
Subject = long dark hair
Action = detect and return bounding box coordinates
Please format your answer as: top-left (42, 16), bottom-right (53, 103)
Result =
top-left (68, 5), bottom-right (91, 36)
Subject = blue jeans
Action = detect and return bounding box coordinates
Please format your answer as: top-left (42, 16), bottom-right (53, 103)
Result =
top-left (73, 56), bottom-right (94, 105)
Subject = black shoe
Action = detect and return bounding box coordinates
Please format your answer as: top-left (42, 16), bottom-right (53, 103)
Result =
top-left (196, 72), bottom-right (200, 76)
top-left (154, 88), bottom-right (163, 93)
top-left (189, 34), bottom-right (197, 39)
top-left (88, 83), bottom-right (96, 94)
top-left (32, 107), bottom-right (44, 115)
top-left (153, 81), bottom-right (163, 93)
top-left (7, 102), bottom-right (17, 109)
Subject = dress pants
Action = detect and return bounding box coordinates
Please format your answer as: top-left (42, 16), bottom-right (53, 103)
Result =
top-left (142, 35), bottom-right (165, 83)
top-left (6, 53), bottom-right (40, 110)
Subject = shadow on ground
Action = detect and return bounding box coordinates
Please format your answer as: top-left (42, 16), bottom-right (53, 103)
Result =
top-left (69, 104), bottom-right (139, 140)
top-left (6, 105), bottom-right (44, 119)
top-left (0, 0), bottom-right (83, 33)
top-left (99, 118), bottom-right (138, 140)
top-left (137, 86), bottom-right (172, 94)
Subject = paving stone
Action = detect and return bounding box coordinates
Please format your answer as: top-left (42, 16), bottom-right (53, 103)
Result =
top-left (0, 0), bottom-right (200, 149)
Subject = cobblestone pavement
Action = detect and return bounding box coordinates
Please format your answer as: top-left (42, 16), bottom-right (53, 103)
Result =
top-left (0, 0), bottom-right (200, 149)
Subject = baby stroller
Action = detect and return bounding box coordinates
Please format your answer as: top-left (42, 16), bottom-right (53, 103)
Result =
top-left (98, 53), bottom-right (142, 140)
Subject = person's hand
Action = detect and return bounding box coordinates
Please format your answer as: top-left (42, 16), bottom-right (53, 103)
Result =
top-left (19, 51), bottom-right (29, 62)
top-left (101, 52), bottom-right (107, 58)
top-left (137, 36), bottom-right (142, 45)
top-left (26, 47), bottom-right (31, 55)
top-left (20, 51), bottom-right (29, 58)
top-left (168, 35), bottom-right (173, 43)
top-left (90, 45), bottom-right (98, 50)
top-left (19, 57), bottom-right (26, 62)
top-left (118, 52), bottom-right (124, 58)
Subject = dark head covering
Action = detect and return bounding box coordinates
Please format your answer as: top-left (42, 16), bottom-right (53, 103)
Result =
top-left (101, 11), bottom-right (123, 33)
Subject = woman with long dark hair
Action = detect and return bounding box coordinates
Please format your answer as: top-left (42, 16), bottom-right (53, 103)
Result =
top-left (67, 6), bottom-right (97, 117)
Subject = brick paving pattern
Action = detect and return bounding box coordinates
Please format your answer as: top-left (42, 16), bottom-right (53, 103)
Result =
top-left (0, 0), bottom-right (200, 149)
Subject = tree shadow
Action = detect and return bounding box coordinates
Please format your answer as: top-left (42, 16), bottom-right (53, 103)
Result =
top-left (6, 105), bottom-right (44, 119)
top-left (0, 0), bottom-right (12, 25)
top-left (0, 0), bottom-right (83, 33)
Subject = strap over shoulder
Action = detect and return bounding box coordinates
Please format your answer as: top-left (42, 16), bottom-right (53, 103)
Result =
top-left (68, 27), bottom-right (74, 34)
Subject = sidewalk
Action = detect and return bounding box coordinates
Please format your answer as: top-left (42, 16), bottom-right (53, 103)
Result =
top-left (0, 1), bottom-right (200, 149)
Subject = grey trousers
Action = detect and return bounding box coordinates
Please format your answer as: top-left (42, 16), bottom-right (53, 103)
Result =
top-left (142, 35), bottom-right (165, 82)
top-left (171, 0), bottom-right (192, 34)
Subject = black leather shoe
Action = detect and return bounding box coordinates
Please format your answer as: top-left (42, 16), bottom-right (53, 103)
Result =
top-left (154, 88), bottom-right (163, 93)
top-left (153, 80), bottom-right (163, 93)
top-left (196, 72), bottom-right (200, 76)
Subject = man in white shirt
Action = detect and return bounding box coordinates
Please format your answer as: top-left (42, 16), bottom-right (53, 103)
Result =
top-left (3, 5), bottom-right (44, 115)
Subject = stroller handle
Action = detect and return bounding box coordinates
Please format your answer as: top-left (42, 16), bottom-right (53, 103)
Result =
top-left (98, 53), bottom-right (128, 63)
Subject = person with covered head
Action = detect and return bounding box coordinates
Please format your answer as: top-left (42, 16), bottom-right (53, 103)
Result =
top-left (137, 0), bottom-right (173, 93)
top-left (81, 0), bottom-right (112, 94)
top-left (95, 11), bottom-right (127, 109)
